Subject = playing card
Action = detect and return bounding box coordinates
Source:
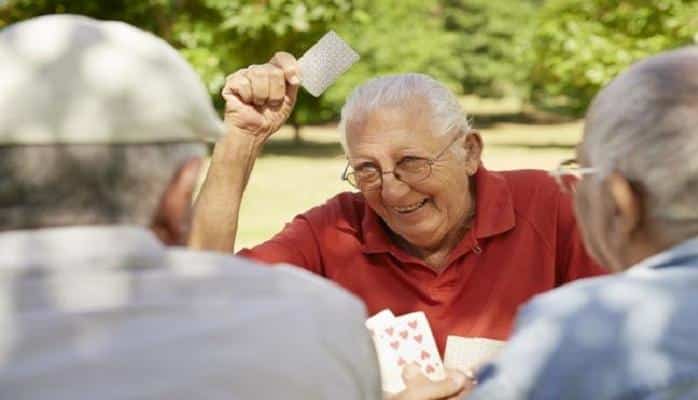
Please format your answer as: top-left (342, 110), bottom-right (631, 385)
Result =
top-left (366, 309), bottom-right (405, 393)
top-left (391, 312), bottom-right (446, 381)
top-left (444, 335), bottom-right (506, 375)
top-left (297, 31), bottom-right (359, 97)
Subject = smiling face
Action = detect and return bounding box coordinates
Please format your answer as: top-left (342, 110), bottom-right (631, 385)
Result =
top-left (345, 99), bottom-right (480, 252)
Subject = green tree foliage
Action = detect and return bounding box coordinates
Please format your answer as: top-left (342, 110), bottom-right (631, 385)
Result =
top-left (174, 0), bottom-right (355, 138)
top-left (324, 0), bottom-right (462, 120)
top-left (0, 0), bottom-right (357, 133)
top-left (442, 0), bottom-right (540, 98)
top-left (1, 0), bottom-right (463, 132)
top-left (529, 0), bottom-right (698, 115)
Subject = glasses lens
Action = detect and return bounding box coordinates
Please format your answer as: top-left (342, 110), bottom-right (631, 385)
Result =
top-left (353, 168), bottom-right (382, 190)
top-left (345, 172), bottom-right (358, 188)
top-left (396, 158), bottom-right (430, 184)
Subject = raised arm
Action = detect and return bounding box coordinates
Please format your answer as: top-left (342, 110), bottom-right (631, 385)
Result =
top-left (189, 52), bottom-right (300, 252)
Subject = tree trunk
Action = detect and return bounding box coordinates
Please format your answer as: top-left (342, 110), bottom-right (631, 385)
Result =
top-left (292, 121), bottom-right (302, 145)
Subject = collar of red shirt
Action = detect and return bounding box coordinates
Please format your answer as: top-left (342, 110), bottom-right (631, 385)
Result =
top-left (350, 166), bottom-right (516, 263)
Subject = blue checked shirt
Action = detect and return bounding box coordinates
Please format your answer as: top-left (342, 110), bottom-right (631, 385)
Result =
top-left (469, 237), bottom-right (698, 399)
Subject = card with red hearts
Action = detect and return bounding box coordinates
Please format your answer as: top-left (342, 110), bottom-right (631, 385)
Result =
top-left (366, 309), bottom-right (405, 393)
top-left (365, 309), bottom-right (445, 394)
top-left (391, 312), bottom-right (445, 381)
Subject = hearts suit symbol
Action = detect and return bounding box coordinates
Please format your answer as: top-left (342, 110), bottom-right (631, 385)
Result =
top-left (413, 334), bottom-right (423, 343)
top-left (408, 320), bottom-right (418, 330)
top-left (400, 330), bottom-right (408, 339)
top-left (385, 327), bottom-right (394, 336)
top-left (420, 350), bottom-right (430, 360)
top-left (390, 341), bottom-right (400, 350)
top-left (397, 357), bottom-right (406, 366)
top-left (425, 364), bottom-right (435, 374)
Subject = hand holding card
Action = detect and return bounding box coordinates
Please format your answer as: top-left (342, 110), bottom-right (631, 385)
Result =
top-left (365, 309), bottom-right (445, 394)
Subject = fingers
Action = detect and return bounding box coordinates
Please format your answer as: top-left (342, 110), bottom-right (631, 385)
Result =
top-left (396, 364), bottom-right (466, 400)
top-left (247, 64), bottom-right (270, 106)
top-left (223, 69), bottom-right (252, 104)
top-left (401, 363), bottom-right (425, 382)
top-left (266, 64), bottom-right (286, 106)
top-left (270, 51), bottom-right (301, 85)
top-left (223, 55), bottom-right (297, 108)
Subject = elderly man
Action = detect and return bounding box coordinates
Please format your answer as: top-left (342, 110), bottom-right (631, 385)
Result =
top-left (0, 15), bottom-right (382, 399)
top-left (191, 56), bottom-right (605, 360)
top-left (418, 46), bottom-right (698, 399)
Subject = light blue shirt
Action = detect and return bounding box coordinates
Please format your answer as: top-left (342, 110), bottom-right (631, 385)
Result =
top-left (0, 226), bottom-right (382, 400)
top-left (470, 237), bottom-right (698, 399)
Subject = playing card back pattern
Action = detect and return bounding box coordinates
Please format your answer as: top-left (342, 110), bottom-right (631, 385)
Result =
top-left (297, 31), bottom-right (359, 97)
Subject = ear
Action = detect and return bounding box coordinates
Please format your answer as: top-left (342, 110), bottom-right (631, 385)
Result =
top-left (150, 157), bottom-right (204, 246)
top-left (462, 130), bottom-right (483, 176)
top-left (606, 172), bottom-right (642, 237)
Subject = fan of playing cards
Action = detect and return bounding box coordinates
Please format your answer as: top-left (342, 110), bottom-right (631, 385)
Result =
top-left (366, 309), bottom-right (506, 394)
top-left (366, 310), bottom-right (445, 393)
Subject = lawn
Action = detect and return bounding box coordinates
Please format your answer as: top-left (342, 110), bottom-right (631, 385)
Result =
top-left (235, 97), bottom-right (583, 249)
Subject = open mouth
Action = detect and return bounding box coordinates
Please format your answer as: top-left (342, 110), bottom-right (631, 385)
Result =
top-left (393, 198), bottom-right (429, 214)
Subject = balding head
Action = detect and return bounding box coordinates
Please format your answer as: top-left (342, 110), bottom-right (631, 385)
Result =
top-left (582, 47), bottom-right (698, 241)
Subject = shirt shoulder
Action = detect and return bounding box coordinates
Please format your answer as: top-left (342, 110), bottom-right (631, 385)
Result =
top-left (299, 191), bottom-right (366, 232)
top-left (2, 244), bottom-right (382, 400)
top-left (493, 169), bottom-right (570, 252)
top-left (168, 247), bottom-right (365, 309)
top-left (496, 169), bottom-right (563, 215)
top-left (475, 271), bottom-right (698, 399)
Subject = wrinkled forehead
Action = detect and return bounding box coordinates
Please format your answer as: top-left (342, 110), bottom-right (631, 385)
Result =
top-left (344, 100), bottom-right (442, 150)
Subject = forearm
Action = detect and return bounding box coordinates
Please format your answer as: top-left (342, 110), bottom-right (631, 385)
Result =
top-left (188, 131), bottom-right (262, 252)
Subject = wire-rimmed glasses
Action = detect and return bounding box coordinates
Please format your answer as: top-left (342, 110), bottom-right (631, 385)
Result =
top-left (341, 133), bottom-right (463, 191)
top-left (549, 158), bottom-right (598, 193)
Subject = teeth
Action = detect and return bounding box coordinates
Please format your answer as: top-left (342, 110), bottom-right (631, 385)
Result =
top-left (393, 199), bottom-right (427, 213)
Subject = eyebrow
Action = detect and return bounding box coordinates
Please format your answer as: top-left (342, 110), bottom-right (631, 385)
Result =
top-left (347, 145), bottom-right (431, 162)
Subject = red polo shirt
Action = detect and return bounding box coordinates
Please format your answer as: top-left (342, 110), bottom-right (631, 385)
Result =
top-left (239, 167), bottom-right (606, 354)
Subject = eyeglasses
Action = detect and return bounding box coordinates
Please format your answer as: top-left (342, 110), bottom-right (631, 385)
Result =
top-left (549, 158), bottom-right (598, 193)
top-left (341, 133), bottom-right (463, 191)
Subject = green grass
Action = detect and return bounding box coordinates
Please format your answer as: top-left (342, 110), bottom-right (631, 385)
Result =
top-left (235, 99), bottom-right (584, 249)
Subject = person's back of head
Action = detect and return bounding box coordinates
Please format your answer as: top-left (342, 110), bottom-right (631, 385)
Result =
top-left (0, 16), bottom-right (384, 400)
top-left (577, 46), bottom-right (698, 271)
top-left (0, 14), bottom-right (222, 243)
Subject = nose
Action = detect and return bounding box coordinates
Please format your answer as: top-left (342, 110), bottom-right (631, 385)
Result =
top-left (381, 171), bottom-right (411, 201)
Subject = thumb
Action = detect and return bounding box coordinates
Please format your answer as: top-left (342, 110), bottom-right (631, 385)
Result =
top-left (283, 81), bottom-right (299, 113)
top-left (400, 365), bottom-right (466, 400)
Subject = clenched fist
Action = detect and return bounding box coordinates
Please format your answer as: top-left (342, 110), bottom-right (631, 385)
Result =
top-left (222, 51), bottom-right (300, 142)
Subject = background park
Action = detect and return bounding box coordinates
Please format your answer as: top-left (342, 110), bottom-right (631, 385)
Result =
top-left (2, 0), bottom-right (696, 248)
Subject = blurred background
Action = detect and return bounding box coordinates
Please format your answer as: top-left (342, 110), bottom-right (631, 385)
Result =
top-left (2, 0), bottom-right (697, 247)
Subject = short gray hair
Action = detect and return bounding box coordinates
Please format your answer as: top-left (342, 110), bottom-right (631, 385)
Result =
top-left (338, 73), bottom-right (471, 151)
top-left (0, 142), bottom-right (206, 231)
top-left (584, 46), bottom-right (698, 239)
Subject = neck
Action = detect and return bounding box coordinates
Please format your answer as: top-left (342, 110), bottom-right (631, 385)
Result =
top-left (616, 227), bottom-right (693, 271)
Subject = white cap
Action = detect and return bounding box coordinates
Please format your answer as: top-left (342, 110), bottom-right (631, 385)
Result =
top-left (0, 14), bottom-right (223, 144)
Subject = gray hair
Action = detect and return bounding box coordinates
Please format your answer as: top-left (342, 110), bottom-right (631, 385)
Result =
top-left (0, 142), bottom-right (206, 231)
top-left (584, 46), bottom-right (698, 239)
top-left (338, 73), bottom-right (471, 151)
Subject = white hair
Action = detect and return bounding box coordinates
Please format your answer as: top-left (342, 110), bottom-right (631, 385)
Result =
top-left (584, 46), bottom-right (698, 238)
top-left (338, 73), bottom-right (471, 151)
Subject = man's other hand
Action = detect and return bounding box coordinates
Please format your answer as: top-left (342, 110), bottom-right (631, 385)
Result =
top-left (387, 363), bottom-right (475, 400)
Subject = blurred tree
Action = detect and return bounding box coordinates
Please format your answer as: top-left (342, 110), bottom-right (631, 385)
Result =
top-left (174, 0), bottom-right (356, 142)
top-left (528, 0), bottom-right (698, 115)
top-left (327, 0), bottom-right (462, 110)
top-left (442, 0), bottom-right (540, 98)
top-left (0, 0), bottom-right (355, 142)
